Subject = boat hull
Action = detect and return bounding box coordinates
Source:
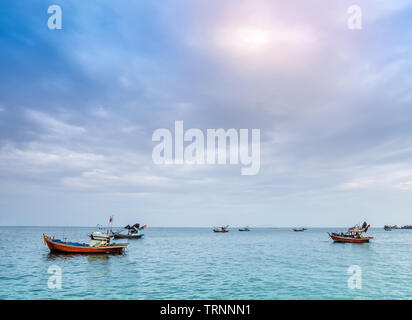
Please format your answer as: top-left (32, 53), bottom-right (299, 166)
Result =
top-left (113, 233), bottom-right (144, 239)
top-left (213, 230), bottom-right (229, 233)
top-left (328, 233), bottom-right (373, 243)
top-left (43, 235), bottom-right (129, 254)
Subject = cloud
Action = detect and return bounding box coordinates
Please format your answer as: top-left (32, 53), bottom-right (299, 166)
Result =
top-left (62, 169), bottom-right (171, 190)
top-left (1, 0), bottom-right (412, 226)
top-left (397, 181), bottom-right (412, 190)
top-left (91, 107), bottom-right (110, 119)
top-left (338, 179), bottom-right (376, 190)
top-left (26, 109), bottom-right (85, 137)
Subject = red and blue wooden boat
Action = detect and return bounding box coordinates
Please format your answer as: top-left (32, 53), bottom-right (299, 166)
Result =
top-left (43, 234), bottom-right (129, 254)
top-left (328, 232), bottom-right (373, 243)
top-left (329, 222), bottom-right (373, 243)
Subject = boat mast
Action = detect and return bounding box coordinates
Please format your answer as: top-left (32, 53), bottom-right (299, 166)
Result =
top-left (108, 215), bottom-right (114, 235)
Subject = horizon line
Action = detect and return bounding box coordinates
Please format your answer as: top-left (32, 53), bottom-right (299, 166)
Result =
top-left (0, 225), bottom-right (388, 228)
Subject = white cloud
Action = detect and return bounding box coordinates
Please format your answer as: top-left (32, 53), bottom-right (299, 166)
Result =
top-left (91, 107), bottom-right (110, 119)
top-left (338, 178), bottom-right (375, 190)
top-left (338, 166), bottom-right (412, 191)
top-left (0, 143), bottom-right (105, 170)
top-left (62, 169), bottom-right (171, 189)
top-left (26, 109), bottom-right (85, 137)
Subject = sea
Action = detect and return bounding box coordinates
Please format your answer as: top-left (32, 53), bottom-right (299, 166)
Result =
top-left (0, 227), bottom-right (411, 300)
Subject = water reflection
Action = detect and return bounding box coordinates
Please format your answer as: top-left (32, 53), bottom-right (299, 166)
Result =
top-left (44, 252), bottom-right (117, 263)
top-left (87, 254), bottom-right (110, 264)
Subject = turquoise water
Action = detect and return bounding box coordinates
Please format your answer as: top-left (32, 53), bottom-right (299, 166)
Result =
top-left (0, 227), bottom-right (411, 300)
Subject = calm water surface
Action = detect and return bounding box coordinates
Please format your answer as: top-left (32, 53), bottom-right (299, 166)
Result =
top-left (0, 227), bottom-right (411, 300)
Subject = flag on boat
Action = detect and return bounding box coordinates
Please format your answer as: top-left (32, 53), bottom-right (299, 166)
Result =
top-left (109, 216), bottom-right (113, 223)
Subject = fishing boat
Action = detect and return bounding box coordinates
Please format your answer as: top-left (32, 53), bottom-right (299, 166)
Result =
top-left (113, 233), bottom-right (143, 239)
top-left (239, 226), bottom-right (250, 232)
top-left (113, 223), bottom-right (147, 239)
top-left (328, 221), bottom-right (373, 243)
top-left (213, 225), bottom-right (229, 233)
top-left (293, 228), bottom-right (307, 232)
top-left (384, 225), bottom-right (392, 231)
top-left (43, 231), bottom-right (129, 254)
top-left (328, 232), bottom-right (373, 243)
top-left (43, 234), bottom-right (129, 254)
top-left (43, 215), bottom-right (129, 254)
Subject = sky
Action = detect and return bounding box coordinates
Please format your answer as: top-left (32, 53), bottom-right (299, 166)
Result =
top-left (0, 0), bottom-right (412, 227)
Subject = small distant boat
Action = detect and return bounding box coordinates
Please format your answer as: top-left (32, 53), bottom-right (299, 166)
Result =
top-left (239, 226), bottom-right (250, 232)
top-left (43, 233), bottom-right (129, 254)
top-left (385, 225), bottom-right (399, 230)
top-left (113, 223), bottom-right (147, 239)
top-left (113, 233), bottom-right (143, 239)
top-left (293, 228), bottom-right (307, 232)
top-left (213, 225), bottom-right (229, 233)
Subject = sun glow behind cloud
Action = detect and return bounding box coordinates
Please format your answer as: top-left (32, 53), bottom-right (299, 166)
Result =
top-left (212, 21), bottom-right (318, 70)
top-left (234, 28), bottom-right (271, 50)
top-left (182, 2), bottom-right (323, 71)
